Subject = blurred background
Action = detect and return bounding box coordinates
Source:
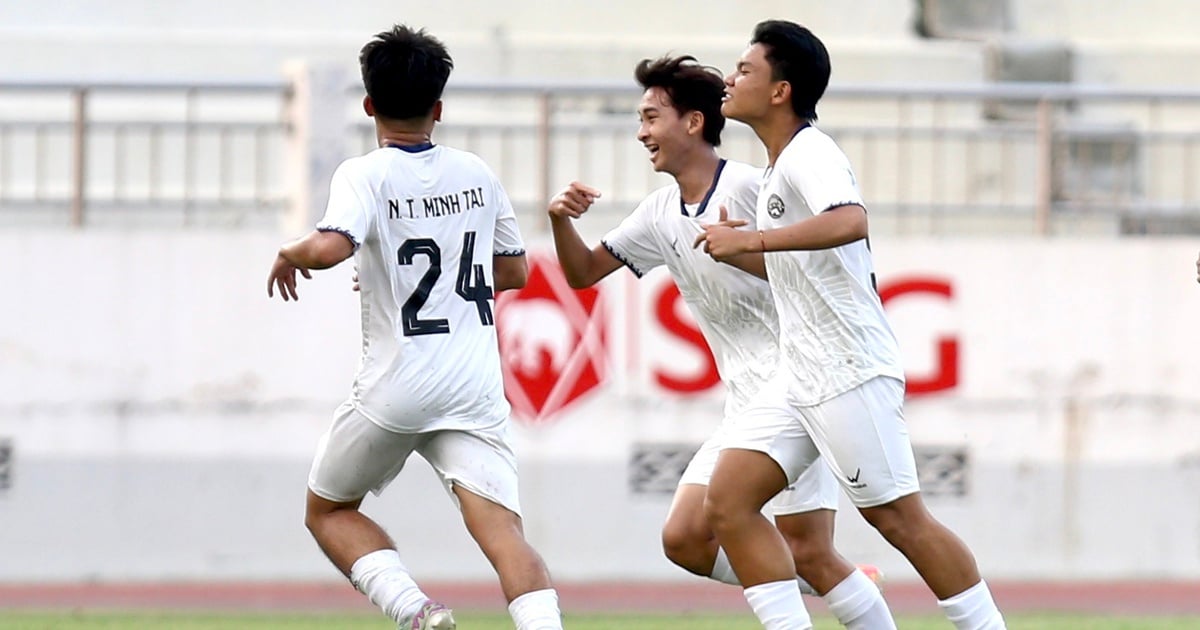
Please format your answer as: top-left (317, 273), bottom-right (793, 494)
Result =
top-left (2, 0), bottom-right (1199, 623)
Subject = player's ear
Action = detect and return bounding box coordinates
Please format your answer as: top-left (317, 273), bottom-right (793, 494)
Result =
top-left (363, 96), bottom-right (375, 117)
top-left (772, 81), bottom-right (791, 108)
top-left (688, 110), bottom-right (704, 137)
top-left (432, 100), bottom-right (443, 123)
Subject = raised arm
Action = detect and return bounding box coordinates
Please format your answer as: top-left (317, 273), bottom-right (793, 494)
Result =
top-left (548, 181), bottom-right (624, 288)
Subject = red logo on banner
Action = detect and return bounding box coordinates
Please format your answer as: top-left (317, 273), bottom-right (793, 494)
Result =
top-left (496, 254), bottom-right (607, 423)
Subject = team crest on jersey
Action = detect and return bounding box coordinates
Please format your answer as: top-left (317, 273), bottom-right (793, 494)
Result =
top-left (496, 254), bottom-right (607, 424)
top-left (767, 194), bottom-right (786, 218)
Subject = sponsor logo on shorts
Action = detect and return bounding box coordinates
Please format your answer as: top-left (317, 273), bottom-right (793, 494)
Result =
top-left (846, 467), bottom-right (867, 489)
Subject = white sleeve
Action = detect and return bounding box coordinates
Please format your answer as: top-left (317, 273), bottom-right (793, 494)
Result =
top-left (492, 178), bottom-right (525, 255)
top-left (600, 199), bottom-right (666, 278)
top-left (315, 160), bottom-right (372, 248)
top-left (782, 144), bottom-right (864, 216)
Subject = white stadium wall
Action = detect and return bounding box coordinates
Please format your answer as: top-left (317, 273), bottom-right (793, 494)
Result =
top-left (2, 233), bottom-right (1200, 583)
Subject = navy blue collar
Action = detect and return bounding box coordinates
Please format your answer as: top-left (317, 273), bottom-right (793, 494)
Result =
top-left (385, 142), bottom-right (436, 153)
top-left (680, 159), bottom-right (726, 217)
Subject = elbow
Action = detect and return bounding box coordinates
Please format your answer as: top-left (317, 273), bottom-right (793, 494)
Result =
top-left (309, 234), bottom-right (354, 269)
top-left (564, 274), bottom-right (591, 290)
top-left (312, 244), bottom-right (347, 269)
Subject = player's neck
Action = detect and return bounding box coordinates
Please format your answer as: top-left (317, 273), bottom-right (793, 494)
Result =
top-left (673, 150), bottom-right (722, 204)
top-left (755, 114), bottom-right (809, 167)
top-left (375, 121), bottom-right (434, 148)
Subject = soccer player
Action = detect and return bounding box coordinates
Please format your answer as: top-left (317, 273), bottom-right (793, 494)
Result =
top-left (547, 55), bottom-right (894, 629)
top-left (266, 25), bottom-right (562, 630)
top-left (695, 20), bottom-right (1006, 629)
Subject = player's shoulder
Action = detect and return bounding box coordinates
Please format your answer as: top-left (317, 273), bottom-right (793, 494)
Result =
top-left (719, 159), bottom-right (763, 189)
top-left (782, 127), bottom-right (849, 167)
top-left (636, 182), bottom-right (680, 215)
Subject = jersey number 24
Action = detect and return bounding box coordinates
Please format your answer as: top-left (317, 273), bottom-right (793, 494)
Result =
top-left (397, 231), bottom-right (494, 336)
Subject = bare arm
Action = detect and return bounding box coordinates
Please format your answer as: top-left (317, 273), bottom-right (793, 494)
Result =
top-left (722, 252), bottom-right (768, 280)
top-left (548, 181), bottom-right (624, 288)
top-left (696, 204), bottom-right (868, 261)
top-left (280, 230), bottom-right (356, 270)
top-left (761, 204), bottom-right (867, 252)
top-left (494, 254), bottom-right (529, 291)
top-left (267, 230), bottom-right (355, 301)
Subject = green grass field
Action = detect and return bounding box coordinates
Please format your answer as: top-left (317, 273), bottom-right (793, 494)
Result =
top-left (3, 612), bottom-right (1200, 629)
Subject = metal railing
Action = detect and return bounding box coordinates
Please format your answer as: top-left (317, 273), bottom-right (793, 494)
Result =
top-left (4, 78), bottom-right (1200, 235)
top-left (0, 80), bottom-right (291, 228)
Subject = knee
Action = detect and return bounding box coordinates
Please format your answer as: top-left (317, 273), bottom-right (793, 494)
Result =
top-left (304, 491), bottom-right (356, 535)
top-left (861, 500), bottom-right (930, 545)
top-left (782, 532), bottom-right (830, 571)
top-left (660, 521), bottom-right (713, 574)
top-left (778, 520), bottom-right (836, 573)
top-left (703, 490), bottom-right (747, 535)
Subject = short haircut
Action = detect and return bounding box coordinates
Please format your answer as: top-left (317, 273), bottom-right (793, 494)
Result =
top-left (359, 25), bottom-right (454, 121)
top-left (634, 55), bottom-right (726, 147)
top-left (751, 20), bottom-right (831, 121)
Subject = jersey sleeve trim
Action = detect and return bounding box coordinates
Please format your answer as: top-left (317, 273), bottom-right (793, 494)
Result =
top-left (495, 248), bottom-right (526, 257)
top-left (601, 240), bottom-right (645, 278)
top-left (316, 226), bottom-right (360, 249)
top-left (820, 201), bottom-right (866, 213)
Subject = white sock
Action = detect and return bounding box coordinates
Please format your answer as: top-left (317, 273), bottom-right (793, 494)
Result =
top-left (508, 588), bottom-right (562, 630)
top-left (938, 580), bottom-right (1006, 630)
top-left (744, 580), bottom-right (812, 630)
top-left (823, 569), bottom-right (897, 629)
top-left (711, 547), bottom-right (817, 596)
top-left (710, 547), bottom-right (740, 585)
top-left (348, 549), bottom-right (429, 624)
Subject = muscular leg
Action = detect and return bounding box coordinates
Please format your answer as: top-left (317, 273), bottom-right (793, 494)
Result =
top-left (704, 448), bottom-right (794, 586)
top-left (774, 509), bottom-right (854, 595)
top-left (454, 483), bottom-right (553, 602)
top-left (305, 489), bottom-right (443, 626)
top-left (455, 483), bottom-right (562, 630)
top-left (661, 483), bottom-right (719, 577)
top-left (304, 490), bottom-right (388, 576)
top-left (859, 492), bottom-right (979, 599)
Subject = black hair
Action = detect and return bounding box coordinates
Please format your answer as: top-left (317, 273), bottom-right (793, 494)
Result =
top-left (634, 55), bottom-right (726, 147)
top-left (750, 20), bottom-right (831, 121)
top-left (359, 25), bottom-right (454, 121)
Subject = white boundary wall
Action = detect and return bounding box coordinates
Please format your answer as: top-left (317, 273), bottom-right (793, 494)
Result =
top-left (2, 233), bottom-right (1200, 582)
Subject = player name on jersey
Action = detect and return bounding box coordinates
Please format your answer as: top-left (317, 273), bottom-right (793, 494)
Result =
top-left (387, 186), bottom-right (487, 220)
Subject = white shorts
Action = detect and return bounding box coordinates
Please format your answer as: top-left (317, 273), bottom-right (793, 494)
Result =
top-left (680, 425), bottom-right (838, 515)
top-left (796, 376), bottom-right (920, 508)
top-left (308, 401), bottom-right (522, 516)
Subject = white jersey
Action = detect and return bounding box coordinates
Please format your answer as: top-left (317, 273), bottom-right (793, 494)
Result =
top-left (316, 144), bottom-right (524, 432)
top-left (602, 159), bottom-right (779, 417)
top-left (759, 127), bottom-right (904, 405)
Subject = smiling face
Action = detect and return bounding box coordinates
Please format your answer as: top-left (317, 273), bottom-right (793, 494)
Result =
top-left (636, 86), bottom-right (700, 175)
top-left (721, 43), bottom-right (779, 125)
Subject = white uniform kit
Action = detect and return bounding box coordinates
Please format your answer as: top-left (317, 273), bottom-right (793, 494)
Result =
top-left (307, 143), bottom-right (526, 513)
top-left (602, 159), bottom-right (838, 515)
top-left (746, 126), bottom-right (919, 508)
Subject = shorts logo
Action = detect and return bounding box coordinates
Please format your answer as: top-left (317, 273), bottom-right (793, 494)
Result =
top-left (766, 194), bottom-right (785, 219)
top-left (846, 467), bottom-right (867, 489)
top-left (497, 254), bottom-right (607, 424)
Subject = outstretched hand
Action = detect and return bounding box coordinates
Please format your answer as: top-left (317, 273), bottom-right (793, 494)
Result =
top-left (693, 205), bottom-right (753, 261)
top-left (267, 253), bottom-right (312, 301)
top-left (548, 181), bottom-right (602, 219)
